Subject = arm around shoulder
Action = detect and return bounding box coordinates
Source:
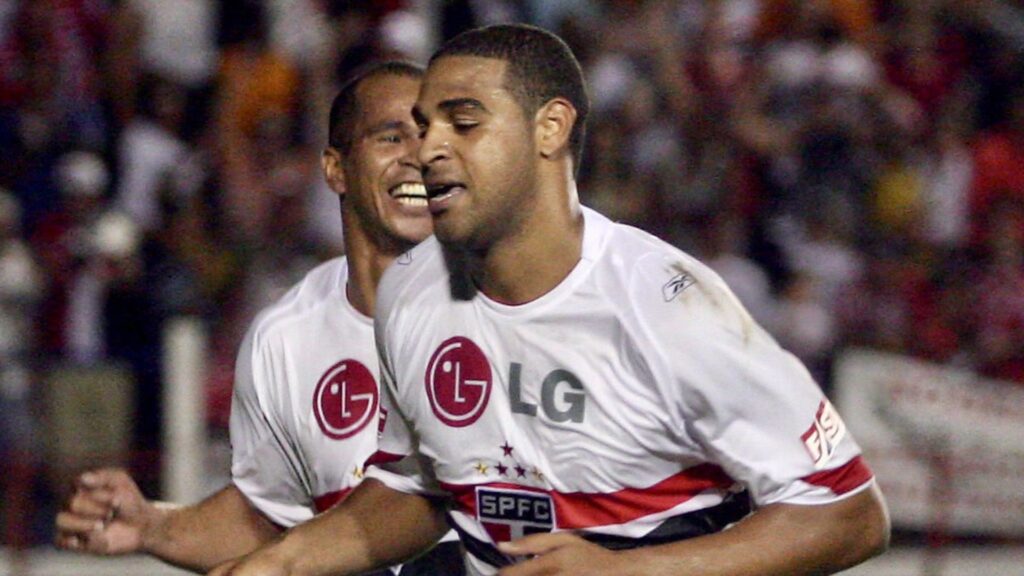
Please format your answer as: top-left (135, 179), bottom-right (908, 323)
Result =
top-left (623, 482), bottom-right (889, 576)
top-left (500, 483), bottom-right (888, 576)
top-left (211, 479), bottom-right (451, 576)
top-left (141, 484), bottom-right (281, 572)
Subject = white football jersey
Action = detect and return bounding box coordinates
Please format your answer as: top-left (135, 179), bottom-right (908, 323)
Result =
top-left (230, 257), bottom-right (461, 575)
top-left (231, 257), bottom-right (382, 527)
top-left (368, 207), bottom-right (873, 575)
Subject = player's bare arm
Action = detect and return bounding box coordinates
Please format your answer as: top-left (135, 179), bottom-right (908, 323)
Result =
top-left (56, 468), bottom-right (279, 573)
top-left (208, 479), bottom-right (450, 576)
top-left (497, 485), bottom-right (888, 576)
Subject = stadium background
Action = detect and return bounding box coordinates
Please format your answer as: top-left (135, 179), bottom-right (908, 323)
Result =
top-left (2, 0), bottom-right (1023, 574)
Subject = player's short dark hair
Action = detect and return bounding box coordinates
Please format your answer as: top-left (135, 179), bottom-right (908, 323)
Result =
top-left (431, 24), bottom-right (590, 172)
top-left (327, 61), bottom-right (424, 153)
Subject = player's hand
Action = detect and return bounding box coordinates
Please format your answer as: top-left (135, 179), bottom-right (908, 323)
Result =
top-left (497, 532), bottom-right (627, 575)
top-left (54, 468), bottom-right (160, 555)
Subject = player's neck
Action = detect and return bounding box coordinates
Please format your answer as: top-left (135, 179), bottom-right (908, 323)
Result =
top-left (342, 216), bottom-right (409, 318)
top-left (472, 179), bottom-right (583, 306)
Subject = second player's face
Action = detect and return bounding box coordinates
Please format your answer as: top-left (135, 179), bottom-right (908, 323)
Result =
top-left (415, 56), bottom-right (537, 250)
top-left (344, 74), bottom-right (432, 248)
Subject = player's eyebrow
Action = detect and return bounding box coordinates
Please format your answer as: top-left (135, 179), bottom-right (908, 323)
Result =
top-left (437, 97), bottom-right (489, 115)
top-left (412, 105), bottom-right (428, 126)
top-left (364, 120), bottom-right (409, 135)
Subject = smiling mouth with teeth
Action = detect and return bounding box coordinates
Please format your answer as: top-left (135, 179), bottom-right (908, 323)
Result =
top-left (390, 182), bottom-right (428, 207)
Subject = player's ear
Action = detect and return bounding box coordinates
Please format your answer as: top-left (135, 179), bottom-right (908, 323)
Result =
top-left (535, 97), bottom-right (576, 161)
top-left (321, 147), bottom-right (347, 197)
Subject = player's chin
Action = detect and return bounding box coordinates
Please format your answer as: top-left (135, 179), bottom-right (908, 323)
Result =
top-left (394, 218), bottom-right (433, 245)
top-left (431, 217), bottom-right (465, 246)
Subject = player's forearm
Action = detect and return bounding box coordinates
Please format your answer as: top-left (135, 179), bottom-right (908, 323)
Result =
top-left (253, 479), bottom-right (450, 576)
top-left (144, 485), bottom-right (280, 573)
top-left (616, 484), bottom-right (889, 576)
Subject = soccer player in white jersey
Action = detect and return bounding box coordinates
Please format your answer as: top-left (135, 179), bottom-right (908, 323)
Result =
top-left (211, 24), bottom-right (890, 576)
top-left (54, 62), bottom-right (463, 576)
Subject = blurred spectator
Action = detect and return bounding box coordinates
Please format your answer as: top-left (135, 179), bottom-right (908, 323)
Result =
top-left (698, 215), bottom-right (777, 329)
top-left (524, 0), bottom-right (597, 34)
top-left (265, 0), bottom-right (333, 67)
top-left (835, 248), bottom-right (913, 354)
top-left (32, 151), bottom-right (109, 356)
top-left (0, 189), bottom-right (41, 558)
top-left (0, 0), bottom-right (109, 148)
top-left (114, 76), bottom-right (191, 232)
top-left (129, 0), bottom-right (217, 96)
top-left (241, 181), bottom-right (323, 317)
top-left (439, 0), bottom-right (523, 42)
top-left (973, 199), bottom-right (1024, 383)
top-left (919, 109), bottom-right (974, 249)
top-left (90, 209), bottom-right (165, 459)
top-left (882, 3), bottom-right (970, 120)
top-left (66, 210), bottom-right (143, 364)
top-left (0, 54), bottom-right (68, 230)
top-left (871, 121), bottom-right (926, 243)
top-left (0, 190), bottom-right (42, 446)
top-left (971, 88), bottom-right (1024, 243)
top-left (579, 115), bottom-right (653, 228)
top-left (621, 77), bottom-right (686, 199)
top-left (776, 211), bottom-right (864, 313)
top-left (214, 3), bottom-right (302, 241)
top-left (103, 0), bottom-right (144, 127)
top-left (30, 151), bottom-right (104, 354)
top-left (775, 271), bottom-right (837, 389)
top-left (906, 249), bottom-right (975, 365)
top-left (758, 0), bottom-right (878, 48)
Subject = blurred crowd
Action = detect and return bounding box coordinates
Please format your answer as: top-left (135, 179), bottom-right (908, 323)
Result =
top-left (2, 0), bottom-right (1024, 542)
top-left (566, 0), bottom-right (1024, 390)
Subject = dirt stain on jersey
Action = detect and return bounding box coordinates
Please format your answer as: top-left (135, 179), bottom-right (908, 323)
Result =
top-left (668, 262), bottom-right (755, 345)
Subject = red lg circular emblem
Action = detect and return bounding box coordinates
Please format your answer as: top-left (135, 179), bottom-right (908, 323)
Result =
top-left (425, 336), bottom-right (492, 427)
top-left (313, 359), bottom-right (379, 440)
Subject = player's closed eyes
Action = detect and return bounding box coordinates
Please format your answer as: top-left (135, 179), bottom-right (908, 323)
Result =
top-left (453, 121), bottom-right (478, 132)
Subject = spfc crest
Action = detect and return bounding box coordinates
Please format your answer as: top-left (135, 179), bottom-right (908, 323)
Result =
top-left (476, 486), bottom-right (554, 543)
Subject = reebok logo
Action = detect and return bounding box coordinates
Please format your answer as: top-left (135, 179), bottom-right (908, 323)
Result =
top-left (663, 272), bottom-right (695, 302)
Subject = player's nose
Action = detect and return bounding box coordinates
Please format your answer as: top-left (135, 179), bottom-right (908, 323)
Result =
top-left (398, 136), bottom-right (422, 170)
top-left (418, 123), bottom-right (451, 168)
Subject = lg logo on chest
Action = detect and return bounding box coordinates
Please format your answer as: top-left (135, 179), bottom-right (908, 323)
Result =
top-left (508, 362), bottom-right (585, 423)
top-left (313, 359), bottom-right (379, 440)
top-left (426, 337), bottom-right (586, 427)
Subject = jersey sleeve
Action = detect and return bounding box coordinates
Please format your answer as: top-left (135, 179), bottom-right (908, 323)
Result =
top-left (364, 284), bottom-right (444, 498)
top-left (362, 380), bottom-right (443, 497)
top-left (229, 326), bottom-right (313, 527)
top-left (633, 254), bottom-right (873, 507)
